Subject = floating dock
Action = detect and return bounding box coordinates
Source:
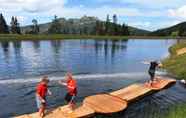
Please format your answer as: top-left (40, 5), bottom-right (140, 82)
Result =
top-left (15, 76), bottom-right (176, 118)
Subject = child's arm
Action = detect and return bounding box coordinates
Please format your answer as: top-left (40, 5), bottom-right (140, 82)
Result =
top-left (158, 63), bottom-right (163, 68)
top-left (58, 80), bottom-right (67, 86)
top-left (47, 89), bottom-right (52, 96)
top-left (36, 93), bottom-right (45, 103)
top-left (141, 61), bottom-right (150, 65)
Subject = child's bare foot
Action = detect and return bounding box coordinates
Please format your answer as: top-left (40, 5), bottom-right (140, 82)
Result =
top-left (144, 82), bottom-right (151, 88)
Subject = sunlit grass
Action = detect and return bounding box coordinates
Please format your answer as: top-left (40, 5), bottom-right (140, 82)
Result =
top-left (0, 34), bottom-right (179, 41)
top-left (162, 104), bottom-right (186, 118)
top-left (0, 34), bottom-right (129, 40)
top-left (163, 41), bottom-right (186, 80)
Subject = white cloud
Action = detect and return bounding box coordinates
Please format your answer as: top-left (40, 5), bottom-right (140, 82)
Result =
top-left (0, 0), bottom-right (67, 12)
top-left (128, 20), bottom-right (182, 31)
top-left (0, 0), bottom-right (185, 30)
top-left (97, 0), bottom-right (185, 9)
top-left (168, 5), bottom-right (186, 19)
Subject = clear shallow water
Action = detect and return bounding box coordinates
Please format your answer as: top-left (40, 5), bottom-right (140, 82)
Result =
top-left (1, 39), bottom-right (185, 118)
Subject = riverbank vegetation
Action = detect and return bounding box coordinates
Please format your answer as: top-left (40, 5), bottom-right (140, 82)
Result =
top-left (163, 103), bottom-right (186, 118)
top-left (0, 34), bottom-right (181, 41)
top-left (163, 41), bottom-right (186, 79)
top-left (0, 34), bottom-right (130, 40)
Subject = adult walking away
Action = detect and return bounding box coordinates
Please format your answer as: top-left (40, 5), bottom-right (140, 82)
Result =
top-left (59, 72), bottom-right (77, 112)
top-left (142, 60), bottom-right (163, 87)
top-left (36, 76), bottom-right (52, 118)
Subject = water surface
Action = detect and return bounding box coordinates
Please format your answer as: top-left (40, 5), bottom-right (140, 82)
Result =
top-left (0, 39), bottom-right (185, 118)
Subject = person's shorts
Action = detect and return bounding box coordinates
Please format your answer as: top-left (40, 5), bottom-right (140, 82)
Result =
top-left (35, 95), bottom-right (46, 109)
top-left (65, 93), bottom-right (76, 103)
top-left (148, 70), bottom-right (155, 80)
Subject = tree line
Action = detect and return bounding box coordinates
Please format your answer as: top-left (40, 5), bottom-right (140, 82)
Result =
top-left (47, 14), bottom-right (130, 36)
top-left (0, 13), bottom-right (21, 34)
top-left (0, 13), bottom-right (130, 36)
top-left (95, 14), bottom-right (129, 36)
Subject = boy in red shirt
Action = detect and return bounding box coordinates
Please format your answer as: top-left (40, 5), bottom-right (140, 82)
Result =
top-left (36, 76), bottom-right (52, 118)
top-left (59, 72), bottom-right (77, 112)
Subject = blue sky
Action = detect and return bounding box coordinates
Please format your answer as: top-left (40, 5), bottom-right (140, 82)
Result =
top-left (0, 0), bottom-right (186, 31)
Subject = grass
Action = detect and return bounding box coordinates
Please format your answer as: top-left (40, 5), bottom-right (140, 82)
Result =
top-left (163, 40), bottom-right (186, 79)
top-left (0, 34), bottom-right (184, 41)
top-left (162, 41), bottom-right (186, 117)
top-left (0, 34), bottom-right (129, 41)
top-left (162, 104), bottom-right (186, 118)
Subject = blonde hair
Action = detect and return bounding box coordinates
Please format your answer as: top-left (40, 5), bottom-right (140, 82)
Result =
top-left (41, 76), bottom-right (49, 83)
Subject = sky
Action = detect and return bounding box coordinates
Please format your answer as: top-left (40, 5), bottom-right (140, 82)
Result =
top-left (0, 0), bottom-right (186, 31)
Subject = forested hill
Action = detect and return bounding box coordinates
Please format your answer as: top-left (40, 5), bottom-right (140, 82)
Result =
top-left (21, 16), bottom-right (150, 36)
top-left (150, 22), bottom-right (186, 36)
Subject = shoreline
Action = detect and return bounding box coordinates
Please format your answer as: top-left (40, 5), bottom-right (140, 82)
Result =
top-left (163, 40), bottom-right (186, 80)
top-left (0, 34), bottom-right (185, 41)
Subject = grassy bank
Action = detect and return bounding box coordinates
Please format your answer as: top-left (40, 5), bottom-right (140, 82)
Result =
top-left (163, 41), bottom-right (186, 79)
top-left (0, 34), bottom-right (129, 40)
top-left (0, 34), bottom-right (184, 41)
top-left (162, 104), bottom-right (186, 118)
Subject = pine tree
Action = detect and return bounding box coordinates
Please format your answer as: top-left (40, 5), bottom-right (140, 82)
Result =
top-left (15, 17), bottom-right (21, 34)
top-left (105, 14), bottom-right (110, 35)
top-left (0, 13), bottom-right (9, 34)
top-left (95, 20), bottom-right (105, 35)
top-left (178, 25), bottom-right (186, 36)
top-left (121, 23), bottom-right (130, 36)
top-left (10, 16), bottom-right (21, 34)
top-left (113, 14), bottom-right (117, 24)
top-left (31, 19), bottom-right (39, 34)
top-left (113, 14), bottom-right (118, 35)
top-left (48, 15), bottom-right (61, 34)
top-left (10, 16), bottom-right (16, 33)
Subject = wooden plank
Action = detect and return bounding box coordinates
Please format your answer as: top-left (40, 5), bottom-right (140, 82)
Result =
top-left (72, 104), bottom-right (95, 118)
top-left (15, 105), bottom-right (95, 118)
top-left (15, 76), bottom-right (176, 118)
top-left (83, 94), bottom-right (127, 114)
top-left (147, 77), bottom-right (176, 90)
top-left (110, 84), bottom-right (152, 102)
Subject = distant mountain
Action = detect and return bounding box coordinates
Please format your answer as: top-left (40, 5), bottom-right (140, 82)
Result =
top-left (150, 22), bottom-right (186, 36)
top-left (128, 26), bottom-right (150, 36)
top-left (21, 16), bottom-right (150, 36)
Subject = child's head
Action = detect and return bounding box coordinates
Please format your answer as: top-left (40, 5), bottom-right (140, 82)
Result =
top-left (41, 75), bottom-right (50, 84)
top-left (66, 72), bottom-right (73, 80)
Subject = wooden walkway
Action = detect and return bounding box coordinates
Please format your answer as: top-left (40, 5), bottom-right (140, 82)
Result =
top-left (15, 76), bottom-right (176, 118)
top-left (84, 94), bottom-right (127, 114)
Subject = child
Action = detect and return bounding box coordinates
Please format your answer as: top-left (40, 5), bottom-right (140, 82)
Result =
top-left (35, 76), bottom-right (52, 118)
top-left (59, 72), bottom-right (77, 112)
top-left (142, 60), bottom-right (163, 87)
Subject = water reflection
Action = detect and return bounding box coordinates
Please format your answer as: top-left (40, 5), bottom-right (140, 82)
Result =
top-left (51, 40), bottom-right (62, 71)
top-left (12, 41), bottom-right (21, 49)
top-left (13, 41), bottom-right (22, 58)
top-left (93, 40), bottom-right (128, 63)
top-left (0, 41), bottom-right (10, 63)
top-left (32, 41), bottom-right (40, 52)
top-left (12, 41), bottom-right (23, 76)
top-left (50, 40), bottom-right (61, 53)
top-left (1, 41), bottom-right (9, 53)
top-left (0, 39), bottom-right (175, 79)
top-left (111, 40), bottom-right (128, 59)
